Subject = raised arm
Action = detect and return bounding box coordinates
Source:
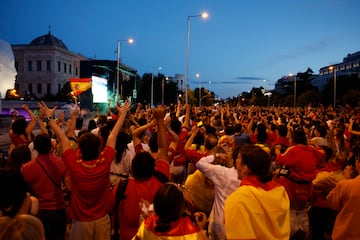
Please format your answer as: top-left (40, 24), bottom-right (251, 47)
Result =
top-left (185, 125), bottom-right (199, 150)
top-left (106, 101), bottom-right (130, 149)
top-left (182, 103), bottom-right (191, 129)
top-left (38, 101), bottom-right (71, 152)
top-left (64, 106), bottom-right (78, 140)
top-left (132, 120), bottom-right (156, 147)
top-left (153, 106), bottom-right (169, 162)
top-left (36, 110), bottom-right (49, 135)
top-left (166, 125), bottom-right (179, 154)
top-left (176, 100), bottom-right (182, 118)
top-left (22, 104), bottom-right (36, 140)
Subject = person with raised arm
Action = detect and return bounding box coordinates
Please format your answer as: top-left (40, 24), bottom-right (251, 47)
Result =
top-left (38, 100), bottom-right (130, 240)
top-left (9, 104), bottom-right (36, 150)
top-left (113, 106), bottom-right (171, 240)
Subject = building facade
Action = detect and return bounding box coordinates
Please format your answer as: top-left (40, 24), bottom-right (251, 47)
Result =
top-left (312, 51), bottom-right (360, 92)
top-left (12, 31), bottom-right (88, 99)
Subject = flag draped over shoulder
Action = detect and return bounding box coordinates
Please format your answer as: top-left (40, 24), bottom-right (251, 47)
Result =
top-left (69, 78), bottom-right (92, 96)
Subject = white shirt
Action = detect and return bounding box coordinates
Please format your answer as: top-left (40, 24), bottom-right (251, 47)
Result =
top-left (195, 155), bottom-right (240, 239)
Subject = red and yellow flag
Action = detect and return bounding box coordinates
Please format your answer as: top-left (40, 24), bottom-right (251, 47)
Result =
top-left (69, 78), bottom-right (92, 96)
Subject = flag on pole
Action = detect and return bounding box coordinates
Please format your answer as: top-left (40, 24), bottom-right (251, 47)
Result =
top-left (69, 78), bottom-right (92, 96)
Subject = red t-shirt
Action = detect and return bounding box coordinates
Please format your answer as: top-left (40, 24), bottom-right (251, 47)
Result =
top-left (21, 154), bottom-right (67, 210)
top-left (169, 127), bottom-right (188, 166)
top-left (62, 146), bottom-right (115, 221)
top-left (272, 137), bottom-right (290, 147)
top-left (185, 149), bottom-right (209, 165)
top-left (118, 160), bottom-right (169, 240)
top-left (276, 144), bottom-right (324, 181)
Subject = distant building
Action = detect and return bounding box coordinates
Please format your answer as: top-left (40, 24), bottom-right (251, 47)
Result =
top-left (274, 75), bottom-right (297, 95)
top-left (172, 74), bottom-right (185, 92)
top-left (312, 51), bottom-right (360, 92)
top-left (12, 31), bottom-right (88, 99)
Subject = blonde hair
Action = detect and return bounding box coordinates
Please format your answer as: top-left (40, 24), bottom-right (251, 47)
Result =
top-left (0, 214), bottom-right (45, 240)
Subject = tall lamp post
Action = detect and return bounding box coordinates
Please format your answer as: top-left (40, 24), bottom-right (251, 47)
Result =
top-left (151, 66), bottom-right (161, 108)
top-left (116, 38), bottom-right (134, 101)
top-left (185, 11), bottom-right (208, 105)
top-left (329, 66), bottom-right (337, 109)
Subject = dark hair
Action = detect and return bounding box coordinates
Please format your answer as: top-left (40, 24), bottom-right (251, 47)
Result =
top-left (0, 168), bottom-right (27, 217)
top-left (148, 132), bottom-right (158, 153)
top-left (224, 125), bottom-right (235, 135)
top-left (78, 133), bottom-right (101, 160)
top-left (170, 118), bottom-right (182, 134)
top-left (320, 145), bottom-right (333, 163)
top-left (33, 133), bottom-right (52, 154)
top-left (131, 152), bottom-right (155, 179)
top-left (137, 117), bottom-right (148, 126)
top-left (11, 116), bottom-right (27, 135)
top-left (277, 125), bottom-right (288, 137)
top-left (87, 119), bottom-right (97, 132)
top-left (97, 115), bottom-right (108, 126)
top-left (238, 144), bottom-right (273, 183)
top-left (75, 117), bottom-right (84, 129)
top-left (256, 123), bottom-right (268, 143)
top-left (115, 132), bottom-right (131, 164)
top-left (315, 124), bottom-right (328, 138)
top-left (154, 183), bottom-right (185, 232)
top-left (234, 123), bottom-right (242, 133)
top-left (99, 120), bottom-right (116, 150)
top-left (291, 128), bottom-right (307, 145)
top-left (7, 144), bottom-right (31, 171)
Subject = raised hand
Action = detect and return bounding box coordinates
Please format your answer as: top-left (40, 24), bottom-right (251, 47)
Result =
top-left (115, 100), bottom-right (130, 117)
top-left (38, 101), bottom-right (58, 118)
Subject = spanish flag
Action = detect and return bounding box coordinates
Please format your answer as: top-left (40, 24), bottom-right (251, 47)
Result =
top-left (133, 214), bottom-right (207, 240)
top-left (69, 78), bottom-right (92, 96)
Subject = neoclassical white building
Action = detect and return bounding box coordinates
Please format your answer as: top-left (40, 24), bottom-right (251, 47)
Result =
top-left (12, 31), bottom-right (88, 98)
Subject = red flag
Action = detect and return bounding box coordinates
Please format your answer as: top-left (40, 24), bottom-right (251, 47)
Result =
top-left (69, 78), bottom-right (92, 96)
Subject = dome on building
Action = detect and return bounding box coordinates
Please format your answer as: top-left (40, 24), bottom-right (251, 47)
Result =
top-left (30, 31), bottom-right (68, 50)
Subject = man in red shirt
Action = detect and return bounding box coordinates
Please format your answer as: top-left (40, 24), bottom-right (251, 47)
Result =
top-left (115, 106), bottom-right (171, 240)
top-left (21, 133), bottom-right (69, 240)
top-left (39, 100), bottom-right (130, 240)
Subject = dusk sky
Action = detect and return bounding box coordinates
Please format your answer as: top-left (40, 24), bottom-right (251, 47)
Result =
top-left (1, 0), bottom-right (359, 99)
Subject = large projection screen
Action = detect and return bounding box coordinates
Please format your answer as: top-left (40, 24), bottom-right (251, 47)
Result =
top-left (92, 76), bottom-right (108, 103)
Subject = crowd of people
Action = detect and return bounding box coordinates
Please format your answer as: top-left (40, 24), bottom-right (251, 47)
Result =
top-left (1, 100), bottom-right (360, 240)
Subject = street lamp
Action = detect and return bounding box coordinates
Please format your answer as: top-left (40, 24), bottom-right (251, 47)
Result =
top-left (329, 66), bottom-right (337, 109)
top-left (185, 11), bottom-right (208, 105)
top-left (116, 38), bottom-right (134, 101)
top-left (288, 73), bottom-right (296, 107)
top-left (151, 66), bottom-right (161, 108)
